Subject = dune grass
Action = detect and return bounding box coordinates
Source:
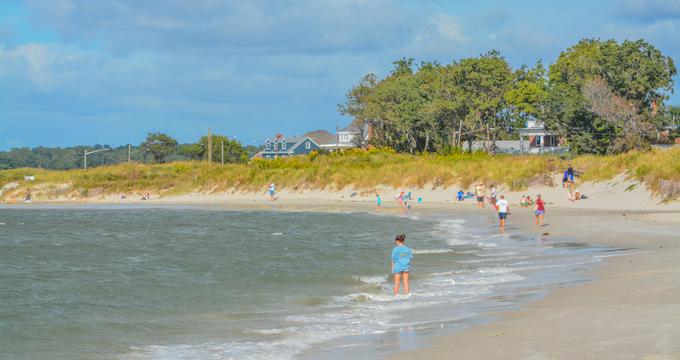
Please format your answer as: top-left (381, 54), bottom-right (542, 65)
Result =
top-left (1, 147), bottom-right (679, 201)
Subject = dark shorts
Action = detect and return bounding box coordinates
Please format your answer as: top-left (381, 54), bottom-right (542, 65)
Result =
top-left (476, 196), bottom-right (484, 202)
top-left (498, 212), bottom-right (507, 220)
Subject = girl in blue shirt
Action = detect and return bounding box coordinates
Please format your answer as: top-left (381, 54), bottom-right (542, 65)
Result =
top-left (391, 234), bottom-right (413, 295)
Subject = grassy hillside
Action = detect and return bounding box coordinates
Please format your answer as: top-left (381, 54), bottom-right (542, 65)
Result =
top-left (1, 148), bottom-right (679, 201)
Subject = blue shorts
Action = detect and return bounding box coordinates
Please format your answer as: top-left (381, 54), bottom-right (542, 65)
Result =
top-left (535, 210), bottom-right (545, 216)
top-left (393, 269), bottom-right (410, 274)
top-left (498, 212), bottom-right (507, 220)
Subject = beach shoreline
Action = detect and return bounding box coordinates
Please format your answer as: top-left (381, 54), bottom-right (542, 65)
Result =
top-left (391, 207), bottom-right (680, 359)
top-left (4, 190), bottom-right (679, 359)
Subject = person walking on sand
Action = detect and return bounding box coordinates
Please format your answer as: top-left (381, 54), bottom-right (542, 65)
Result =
top-left (496, 194), bottom-right (509, 232)
top-left (268, 183), bottom-right (277, 201)
top-left (489, 185), bottom-right (497, 206)
top-left (475, 184), bottom-right (486, 208)
top-left (391, 234), bottom-right (413, 296)
top-left (534, 194), bottom-right (545, 226)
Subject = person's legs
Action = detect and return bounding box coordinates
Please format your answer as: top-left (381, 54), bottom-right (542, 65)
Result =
top-left (500, 218), bottom-right (505, 231)
top-left (393, 273), bottom-right (402, 295)
top-left (403, 272), bottom-right (410, 294)
top-left (540, 213), bottom-right (544, 226)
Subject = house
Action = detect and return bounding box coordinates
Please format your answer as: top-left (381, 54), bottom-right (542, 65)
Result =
top-left (251, 134), bottom-right (321, 159)
top-left (318, 123), bottom-right (370, 151)
top-left (518, 120), bottom-right (566, 154)
top-left (462, 120), bottom-right (567, 154)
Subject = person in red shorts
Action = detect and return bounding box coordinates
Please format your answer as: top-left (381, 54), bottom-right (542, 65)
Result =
top-left (534, 194), bottom-right (545, 226)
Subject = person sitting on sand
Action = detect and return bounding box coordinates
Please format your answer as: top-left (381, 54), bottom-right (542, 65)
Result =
top-left (391, 234), bottom-right (413, 295)
top-left (496, 194), bottom-right (509, 232)
top-left (534, 194), bottom-right (545, 226)
top-left (575, 189), bottom-right (581, 201)
top-left (457, 190), bottom-right (464, 201)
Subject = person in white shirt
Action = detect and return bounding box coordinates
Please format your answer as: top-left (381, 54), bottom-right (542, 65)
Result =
top-left (496, 194), bottom-right (509, 232)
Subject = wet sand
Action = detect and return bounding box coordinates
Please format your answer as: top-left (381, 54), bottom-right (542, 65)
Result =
top-left (393, 207), bottom-right (680, 360)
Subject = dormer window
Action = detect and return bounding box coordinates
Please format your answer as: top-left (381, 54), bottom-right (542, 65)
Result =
top-left (265, 141), bottom-right (271, 151)
top-left (305, 141), bottom-right (311, 149)
top-left (282, 140), bottom-right (287, 150)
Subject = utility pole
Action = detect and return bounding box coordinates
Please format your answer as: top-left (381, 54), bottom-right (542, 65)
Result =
top-left (207, 128), bottom-right (212, 165)
top-left (128, 144), bottom-right (131, 164)
top-left (221, 140), bottom-right (224, 165)
top-left (83, 148), bottom-right (110, 170)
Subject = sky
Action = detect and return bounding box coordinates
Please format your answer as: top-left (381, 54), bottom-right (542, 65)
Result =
top-left (1, 0), bottom-right (679, 150)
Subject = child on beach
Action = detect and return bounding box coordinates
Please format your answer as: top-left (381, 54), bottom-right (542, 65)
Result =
top-left (534, 194), bottom-right (545, 226)
top-left (520, 195), bottom-right (527, 207)
top-left (475, 184), bottom-right (486, 208)
top-left (376, 194), bottom-right (382, 208)
top-left (457, 190), bottom-right (464, 201)
top-left (391, 234), bottom-right (413, 295)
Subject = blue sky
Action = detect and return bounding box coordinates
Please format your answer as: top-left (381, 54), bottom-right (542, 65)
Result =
top-left (1, 0), bottom-right (679, 149)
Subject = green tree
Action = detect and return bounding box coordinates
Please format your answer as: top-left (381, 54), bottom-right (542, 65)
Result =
top-left (141, 132), bottom-right (178, 163)
top-left (196, 135), bottom-right (247, 163)
top-left (546, 38), bottom-right (676, 154)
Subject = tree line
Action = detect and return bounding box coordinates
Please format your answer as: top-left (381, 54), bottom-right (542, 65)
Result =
top-left (339, 38), bottom-right (678, 154)
top-left (0, 132), bottom-right (258, 170)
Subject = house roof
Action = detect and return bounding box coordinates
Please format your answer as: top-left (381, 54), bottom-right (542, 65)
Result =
top-left (303, 130), bottom-right (335, 145)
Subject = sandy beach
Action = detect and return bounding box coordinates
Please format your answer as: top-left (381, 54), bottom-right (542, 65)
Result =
top-left (389, 207), bottom-right (680, 360)
top-left (7, 179), bottom-right (680, 359)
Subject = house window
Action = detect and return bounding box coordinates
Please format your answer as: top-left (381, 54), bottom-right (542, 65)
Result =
top-left (535, 136), bottom-right (542, 147)
top-left (266, 142), bottom-right (271, 150)
top-left (282, 141), bottom-right (287, 150)
top-left (305, 141), bottom-right (311, 149)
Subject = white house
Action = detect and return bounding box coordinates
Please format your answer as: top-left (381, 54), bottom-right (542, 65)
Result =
top-left (319, 123), bottom-right (370, 151)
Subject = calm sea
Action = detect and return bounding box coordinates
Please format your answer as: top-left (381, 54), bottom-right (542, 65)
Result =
top-left (0, 206), bottom-right (617, 359)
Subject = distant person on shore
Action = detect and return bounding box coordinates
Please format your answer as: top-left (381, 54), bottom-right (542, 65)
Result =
top-left (141, 193), bottom-right (150, 201)
top-left (24, 188), bottom-right (32, 203)
top-left (457, 190), bottom-right (464, 201)
top-left (496, 194), bottom-right (509, 232)
top-left (395, 191), bottom-right (405, 207)
top-left (475, 184), bottom-right (486, 208)
top-left (526, 195), bottom-right (533, 206)
top-left (534, 194), bottom-right (545, 226)
top-left (562, 169), bottom-right (569, 188)
top-left (376, 193), bottom-right (382, 208)
top-left (489, 185), bottom-right (497, 205)
top-left (520, 195), bottom-right (527, 207)
top-left (391, 234), bottom-right (413, 295)
top-left (268, 183), bottom-right (277, 201)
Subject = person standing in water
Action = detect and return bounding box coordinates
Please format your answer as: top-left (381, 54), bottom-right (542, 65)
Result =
top-left (534, 194), bottom-right (545, 226)
top-left (376, 193), bottom-right (382, 208)
top-left (391, 234), bottom-right (413, 295)
top-left (496, 194), bottom-right (509, 232)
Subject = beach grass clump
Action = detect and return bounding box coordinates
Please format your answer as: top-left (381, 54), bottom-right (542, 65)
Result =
top-left (1, 147), bottom-right (679, 201)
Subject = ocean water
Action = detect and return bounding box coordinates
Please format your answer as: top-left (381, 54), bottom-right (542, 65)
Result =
top-left (0, 207), bottom-right (619, 359)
